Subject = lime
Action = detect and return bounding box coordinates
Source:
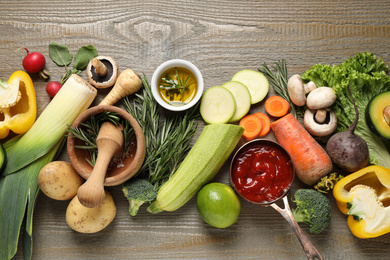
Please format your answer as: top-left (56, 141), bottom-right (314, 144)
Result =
top-left (196, 182), bottom-right (241, 228)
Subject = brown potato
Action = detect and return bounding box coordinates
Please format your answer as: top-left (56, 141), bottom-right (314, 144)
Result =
top-left (66, 191), bottom-right (116, 233)
top-left (38, 161), bottom-right (84, 200)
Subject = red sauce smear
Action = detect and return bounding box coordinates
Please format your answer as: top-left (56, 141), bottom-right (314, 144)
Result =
top-left (231, 142), bottom-right (294, 204)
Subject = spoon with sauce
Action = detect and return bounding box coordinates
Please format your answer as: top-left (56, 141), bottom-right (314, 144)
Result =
top-left (77, 121), bottom-right (123, 208)
top-left (230, 139), bottom-right (324, 260)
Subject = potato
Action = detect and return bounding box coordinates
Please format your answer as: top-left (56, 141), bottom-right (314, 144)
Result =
top-left (66, 191), bottom-right (116, 233)
top-left (38, 161), bottom-right (84, 200)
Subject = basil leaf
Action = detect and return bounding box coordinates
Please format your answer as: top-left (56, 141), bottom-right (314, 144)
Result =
top-left (73, 45), bottom-right (97, 70)
top-left (49, 43), bottom-right (73, 67)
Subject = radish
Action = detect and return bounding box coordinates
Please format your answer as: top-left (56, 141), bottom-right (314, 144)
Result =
top-left (46, 81), bottom-right (62, 98)
top-left (20, 48), bottom-right (46, 74)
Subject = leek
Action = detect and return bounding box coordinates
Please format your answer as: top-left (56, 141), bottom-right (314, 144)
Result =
top-left (2, 74), bottom-right (97, 175)
top-left (0, 74), bottom-right (97, 260)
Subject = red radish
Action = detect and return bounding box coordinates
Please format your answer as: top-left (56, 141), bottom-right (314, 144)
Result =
top-left (21, 48), bottom-right (46, 74)
top-left (46, 81), bottom-right (62, 98)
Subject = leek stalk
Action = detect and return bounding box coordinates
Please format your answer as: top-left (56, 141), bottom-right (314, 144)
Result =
top-left (0, 74), bottom-right (97, 260)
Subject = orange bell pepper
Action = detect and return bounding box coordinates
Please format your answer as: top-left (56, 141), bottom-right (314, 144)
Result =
top-left (0, 71), bottom-right (36, 139)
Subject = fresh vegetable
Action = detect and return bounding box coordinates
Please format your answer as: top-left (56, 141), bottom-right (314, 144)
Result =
top-left (200, 86), bottom-right (236, 124)
top-left (326, 86), bottom-right (369, 172)
top-left (46, 81), bottom-right (62, 98)
top-left (303, 109), bottom-right (338, 137)
top-left (0, 144), bottom-right (5, 172)
top-left (313, 172), bottom-right (344, 194)
top-left (19, 47), bottom-right (50, 79)
top-left (231, 69), bottom-right (269, 104)
top-left (301, 52), bottom-right (390, 169)
top-left (333, 165), bottom-right (390, 238)
top-left (196, 182), bottom-right (241, 228)
top-left (49, 43), bottom-right (97, 84)
top-left (66, 191), bottom-right (116, 233)
top-left (86, 56), bottom-right (119, 89)
top-left (271, 113), bottom-right (333, 185)
top-left (0, 71), bottom-right (36, 139)
top-left (222, 81), bottom-right (251, 122)
top-left (253, 112), bottom-right (271, 137)
top-left (147, 124), bottom-right (244, 213)
top-left (38, 161), bottom-right (84, 200)
top-left (259, 60), bottom-right (299, 118)
top-left (3, 74), bottom-right (97, 175)
top-left (99, 69), bottom-right (142, 106)
top-left (264, 95), bottom-right (290, 117)
top-left (0, 74), bottom-right (96, 259)
top-left (122, 178), bottom-right (157, 216)
top-left (122, 75), bottom-right (199, 216)
top-left (239, 114), bottom-right (262, 140)
top-left (292, 189), bottom-right (331, 234)
top-left (365, 91), bottom-right (390, 140)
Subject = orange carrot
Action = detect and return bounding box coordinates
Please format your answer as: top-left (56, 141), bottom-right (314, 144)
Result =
top-left (265, 96), bottom-right (290, 117)
top-left (271, 113), bottom-right (333, 186)
top-left (239, 114), bottom-right (262, 140)
top-left (253, 112), bottom-right (271, 137)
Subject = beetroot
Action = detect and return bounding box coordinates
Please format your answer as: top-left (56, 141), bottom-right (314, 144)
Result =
top-left (326, 86), bottom-right (369, 172)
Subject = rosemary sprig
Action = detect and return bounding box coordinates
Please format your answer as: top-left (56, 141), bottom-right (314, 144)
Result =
top-left (122, 74), bottom-right (199, 190)
top-left (258, 60), bottom-right (298, 118)
top-left (67, 111), bottom-right (135, 166)
top-left (159, 67), bottom-right (195, 102)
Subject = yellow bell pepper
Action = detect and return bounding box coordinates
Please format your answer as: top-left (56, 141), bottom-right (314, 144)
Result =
top-left (0, 71), bottom-right (36, 139)
top-left (333, 165), bottom-right (390, 238)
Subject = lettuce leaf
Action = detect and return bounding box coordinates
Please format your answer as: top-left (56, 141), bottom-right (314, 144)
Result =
top-left (302, 52), bottom-right (390, 169)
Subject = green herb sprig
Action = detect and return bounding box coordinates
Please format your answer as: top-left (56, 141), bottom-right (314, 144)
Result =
top-left (159, 67), bottom-right (195, 103)
top-left (259, 60), bottom-right (299, 118)
top-left (49, 43), bottom-right (97, 84)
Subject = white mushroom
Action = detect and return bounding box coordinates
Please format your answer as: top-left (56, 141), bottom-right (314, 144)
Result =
top-left (304, 109), bottom-right (338, 136)
top-left (314, 108), bottom-right (328, 124)
top-left (304, 81), bottom-right (316, 94)
top-left (287, 74), bottom-right (306, 106)
top-left (306, 87), bottom-right (337, 109)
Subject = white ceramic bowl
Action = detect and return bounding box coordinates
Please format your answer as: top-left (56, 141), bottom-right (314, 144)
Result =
top-left (151, 59), bottom-right (204, 111)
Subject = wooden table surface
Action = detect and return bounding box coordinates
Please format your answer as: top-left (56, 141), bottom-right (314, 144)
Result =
top-left (1, 0), bottom-right (390, 259)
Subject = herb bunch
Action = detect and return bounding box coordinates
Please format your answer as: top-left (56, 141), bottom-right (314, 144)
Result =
top-left (159, 67), bottom-right (195, 102)
top-left (67, 111), bottom-right (135, 167)
top-left (258, 60), bottom-right (299, 118)
top-left (122, 74), bottom-right (199, 215)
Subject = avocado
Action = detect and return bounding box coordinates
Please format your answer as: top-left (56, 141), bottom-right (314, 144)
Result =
top-left (365, 91), bottom-right (390, 140)
top-left (0, 144), bottom-right (6, 172)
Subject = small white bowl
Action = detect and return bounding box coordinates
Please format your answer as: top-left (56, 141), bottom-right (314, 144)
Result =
top-left (151, 59), bottom-right (204, 111)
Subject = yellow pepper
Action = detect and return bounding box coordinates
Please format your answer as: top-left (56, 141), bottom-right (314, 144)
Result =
top-left (0, 71), bottom-right (36, 139)
top-left (333, 165), bottom-right (390, 238)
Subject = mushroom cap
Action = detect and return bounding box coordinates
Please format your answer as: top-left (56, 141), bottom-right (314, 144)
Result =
top-left (287, 74), bottom-right (306, 106)
top-left (304, 109), bottom-right (338, 136)
top-left (306, 87), bottom-right (337, 109)
top-left (86, 56), bottom-right (118, 89)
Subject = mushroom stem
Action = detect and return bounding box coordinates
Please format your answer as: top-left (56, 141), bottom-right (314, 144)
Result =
top-left (384, 105), bottom-right (390, 126)
top-left (91, 58), bottom-right (108, 77)
top-left (315, 109), bottom-right (327, 124)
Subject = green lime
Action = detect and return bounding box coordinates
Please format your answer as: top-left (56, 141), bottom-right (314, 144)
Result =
top-left (196, 182), bottom-right (241, 228)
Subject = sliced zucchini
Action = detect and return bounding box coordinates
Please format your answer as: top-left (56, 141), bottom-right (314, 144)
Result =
top-left (366, 91), bottom-right (390, 140)
top-left (200, 86), bottom-right (236, 124)
top-left (222, 81), bottom-right (251, 122)
top-left (231, 69), bottom-right (269, 104)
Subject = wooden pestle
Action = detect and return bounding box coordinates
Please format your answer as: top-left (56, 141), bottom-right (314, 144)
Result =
top-left (77, 121), bottom-right (123, 208)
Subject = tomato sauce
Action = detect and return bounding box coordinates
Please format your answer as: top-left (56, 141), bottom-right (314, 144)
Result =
top-left (231, 141), bottom-right (294, 204)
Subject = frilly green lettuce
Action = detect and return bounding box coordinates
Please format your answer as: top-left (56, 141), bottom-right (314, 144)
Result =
top-left (302, 52), bottom-right (390, 169)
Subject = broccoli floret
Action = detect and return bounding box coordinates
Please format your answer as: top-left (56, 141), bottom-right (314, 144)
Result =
top-left (292, 189), bottom-right (331, 234)
top-left (122, 178), bottom-right (157, 216)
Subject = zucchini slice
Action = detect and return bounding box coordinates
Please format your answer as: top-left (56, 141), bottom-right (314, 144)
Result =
top-left (222, 81), bottom-right (251, 122)
top-left (200, 86), bottom-right (236, 124)
top-left (231, 69), bottom-right (269, 104)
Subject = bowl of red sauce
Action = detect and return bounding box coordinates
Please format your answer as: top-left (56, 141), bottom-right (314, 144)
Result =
top-left (230, 139), bottom-right (294, 205)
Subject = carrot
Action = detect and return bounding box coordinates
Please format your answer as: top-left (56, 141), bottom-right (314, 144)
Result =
top-left (253, 112), bottom-right (271, 137)
top-left (239, 114), bottom-right (262, 140)
top-left (271, 113), bottom-right (333, 186)
top-left (265, 96), bottom-right (290, 117)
